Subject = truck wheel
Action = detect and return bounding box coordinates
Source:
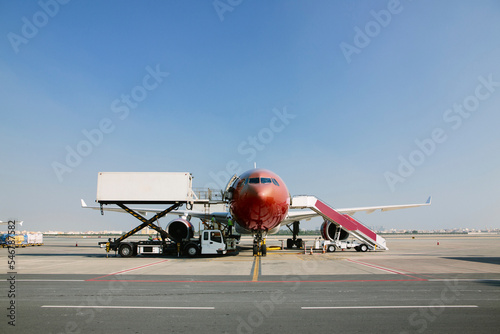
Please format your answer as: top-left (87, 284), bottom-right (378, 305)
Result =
top-left (354, 246), bottom-right (360, 252)
top-left (185, 244), bottom-right (199, 258)
top-left (119, 244), bottom-right (133, 257)
top-left (359, 244), bottom-right (368, 252)
top-left (327, 245), bottom-right (336, 252)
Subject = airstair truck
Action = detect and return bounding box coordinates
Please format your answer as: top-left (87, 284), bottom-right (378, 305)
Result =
top-left (94, 172), bottom-right (236, 257)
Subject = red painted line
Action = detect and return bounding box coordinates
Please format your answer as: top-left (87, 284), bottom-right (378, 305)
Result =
top-left (86, 260), bottom-right (169, 281)
top-left (347, 259), bottom-right (426, 281)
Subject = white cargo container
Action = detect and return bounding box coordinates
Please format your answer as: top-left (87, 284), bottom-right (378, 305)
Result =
top-left (96, 172), bottom-right (194, 204)
top-left (34, 233), bottom-right (43, 245)
top-left (27, 234), bottom-right (36, 245)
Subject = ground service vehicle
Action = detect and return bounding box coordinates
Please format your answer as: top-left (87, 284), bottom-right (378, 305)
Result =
top-left (93, 172), bottom-right (237, 257)
top-left (310, 238), bottom-right (371, 253)
top-left (102, 228), bottom-right (237, 258)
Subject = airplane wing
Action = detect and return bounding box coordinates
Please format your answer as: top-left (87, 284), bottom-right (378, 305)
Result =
top-left (282, 196), bottom-right (432, 224)
top-left (80, 200), bottom-right (230, 223)
top-left (81, 196), bottom-right (431, 226)
top-left (81, 199), bottom-right (150, 216)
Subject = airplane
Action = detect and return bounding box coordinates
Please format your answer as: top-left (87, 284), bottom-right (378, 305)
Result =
top-left (82, 168), bottom-right (431, 256)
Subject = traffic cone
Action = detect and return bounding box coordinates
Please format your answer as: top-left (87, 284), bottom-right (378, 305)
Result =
top-left (75, 243), bottom-right (78, 247)
top-left (437, 240), bottom-right (439, 246)
top-left (310, 246), bottom-right (313, 255)
top-left (322, 246), bottom-right (325, 254)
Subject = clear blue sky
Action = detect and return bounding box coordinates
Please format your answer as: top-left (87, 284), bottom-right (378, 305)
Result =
top-left (1, 0), bottom-right (499, 232)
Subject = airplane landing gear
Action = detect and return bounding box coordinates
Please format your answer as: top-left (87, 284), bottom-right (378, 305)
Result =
top-left (286, 221), bottom-right (303, 249)
top-left (253, 231), bottom-right (267, 256)
top-left (253, 244), bottom-right (259, 256)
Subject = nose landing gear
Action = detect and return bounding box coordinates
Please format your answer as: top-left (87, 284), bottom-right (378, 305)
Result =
top-left (252, 231), bottom-right (267, 256)
top-left (253, 241), bottom-right (267, 256)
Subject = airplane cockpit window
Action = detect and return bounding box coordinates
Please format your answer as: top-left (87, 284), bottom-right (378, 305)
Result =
top-left (272, 178), bottom-right (280, 186)
top-left (248, 178), bottom-right (259, 184)
top-left (261, 178), bottom-right (272, 184)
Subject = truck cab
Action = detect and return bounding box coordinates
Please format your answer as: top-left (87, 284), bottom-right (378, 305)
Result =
top-left (184, 229), bottom-right (230, 257)
top-left (202, 230), bottom-right (226, 254)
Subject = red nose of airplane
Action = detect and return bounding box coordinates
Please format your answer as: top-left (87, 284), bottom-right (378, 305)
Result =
top-left (230, 169), bottom-right (289, 232)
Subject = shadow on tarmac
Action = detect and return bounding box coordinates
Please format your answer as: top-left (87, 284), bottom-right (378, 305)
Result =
top-left (444, 256), bottom-right (500, 265)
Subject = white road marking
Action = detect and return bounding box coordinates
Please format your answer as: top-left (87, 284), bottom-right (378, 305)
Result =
top-left (302, 305), bottom-right (478, 310)
top-left (346, 259), bottom-right (406, 275)
top-left (428, 279), bottom-right (500, 282)
top-left (17, 280), bottom-right (85, 282)
top-left (42, 305), bottom-right (214, 310)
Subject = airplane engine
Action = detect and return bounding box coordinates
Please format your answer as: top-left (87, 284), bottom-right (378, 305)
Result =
top-left (234, 222), bottom-right (251, 234)
top-left (321, 220), bottom-right (349, 241)
top-left (166, 218), bottom-right (194, 242)
top-left (268, 225), bottom-right (281, 235)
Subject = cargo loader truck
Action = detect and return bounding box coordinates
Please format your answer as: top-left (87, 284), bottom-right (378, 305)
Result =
top-left (89, 172), bottom-right (237, 257)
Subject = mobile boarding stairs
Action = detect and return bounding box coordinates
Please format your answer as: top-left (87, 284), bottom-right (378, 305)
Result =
top-left (291, 196), bottom-right (388, 251)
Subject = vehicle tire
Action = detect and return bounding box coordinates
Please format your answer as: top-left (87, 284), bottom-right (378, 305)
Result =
top-left (286, 239), bottom-right (293, 249)
top-left (253, 244), bottom-right (259, 256)
top-left (359, 244), bottom-right (368, 252)
top-left (185, 244), bottom-right (199, 258)
top-left (119, 244), bottom-right (133, 258)
top-left (354, 246), bottom-right (360, 252)
top-left (327, 245), bottom-right (336, 252)
top-left (296, 238), bottom-right (303, 249)
top-left (261, 244), bottom-right (267, 256)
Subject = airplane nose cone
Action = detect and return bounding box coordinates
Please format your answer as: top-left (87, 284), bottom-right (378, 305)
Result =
top-left (245, 183), bottom-right (271, 201)
top-left (231, 183), bottom-right (287, 231)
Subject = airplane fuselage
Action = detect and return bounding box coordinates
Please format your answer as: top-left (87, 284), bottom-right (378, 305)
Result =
top-left (230, 169), bottom-right (290, 233)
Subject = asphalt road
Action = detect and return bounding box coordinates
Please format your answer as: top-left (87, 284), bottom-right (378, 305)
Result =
top-left (1, 235), bottom-right (500, 333)
top-left (2, 274), bottom-right (500, 333)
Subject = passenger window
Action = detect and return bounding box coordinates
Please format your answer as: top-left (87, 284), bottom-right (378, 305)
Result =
top-left (248, 178), bottom-right (259, 184)
top-left (272, 179), bottom-right (280, 186)
top-left (204, 232), bottom-right (209, 240)
top-left (211, 231), bottom-right (222, 243)
top-left (261, 178), bottom-right (272, 184)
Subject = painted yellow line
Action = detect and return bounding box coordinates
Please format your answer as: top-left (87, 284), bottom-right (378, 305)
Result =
top-left (252, 256), bottom-right (260, 282)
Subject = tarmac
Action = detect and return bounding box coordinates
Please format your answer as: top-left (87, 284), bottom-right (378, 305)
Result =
top-left (1, 234), bottom-right (499, 333)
